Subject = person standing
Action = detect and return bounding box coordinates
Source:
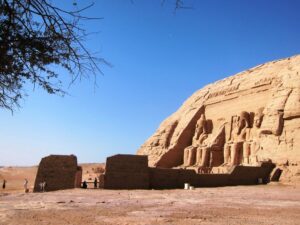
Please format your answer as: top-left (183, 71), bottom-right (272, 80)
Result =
top-left (2, 179), bottom-right (6, 189)
top-left (39, 182), bottom-right (43, 192)
top-left (94, 177), bottom-right (98, 189)
top-left (42, 181), bottom-right (47, 192)
top-left (39, 181), bottom-right (47, 192)
top-left (82, 180), bottom-right (87, 189)
top-left (24, 178), bottom-right (28, 193)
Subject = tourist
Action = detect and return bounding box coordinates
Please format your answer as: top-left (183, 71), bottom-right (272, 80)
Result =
top-left (42, 181), bottom-right (47, 192)
top-left (39, 181), bottom-right (46, 192)
top-left (2, 179), bottom-right (6, 189)
top-left (24, 178), bottom-right (28, 193)
top-left (82, 180), bottom-right (87, 189)
top-left (39, 182), bottom-right (43, 192)
top-left (94, 177), bottom-right (98, 188)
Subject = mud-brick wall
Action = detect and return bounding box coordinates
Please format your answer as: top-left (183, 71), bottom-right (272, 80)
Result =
top-left (34, 155), bottom-right (80, 192)
top-left (104, 154), bottom-right (149, 189)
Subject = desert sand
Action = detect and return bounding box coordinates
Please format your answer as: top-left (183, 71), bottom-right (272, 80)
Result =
top-left (0, 183), bottom-right (299, 225)
top-left (1, 165), bottom-right (300, 225)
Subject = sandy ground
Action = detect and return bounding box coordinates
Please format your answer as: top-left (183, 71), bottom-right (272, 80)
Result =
top-left (0, 166), bottom-right (37, 192)
top-left (0, 183), bottom-right (299, 225)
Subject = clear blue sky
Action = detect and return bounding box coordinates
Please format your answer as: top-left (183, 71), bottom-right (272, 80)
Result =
top-left (1, 0), bottom-right (300, 166)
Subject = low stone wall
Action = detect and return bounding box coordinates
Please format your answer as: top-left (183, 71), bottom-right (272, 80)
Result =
top-left (150, 163), bottom-right (275, 189)
top-left (228, 162), bottom-right (275, 185)
top-left (149, 168), bottom-right (229, 189)
top-left (34, 155), bottom-right (80, 192)
top-left (103, 154), bottom-right (275, 189)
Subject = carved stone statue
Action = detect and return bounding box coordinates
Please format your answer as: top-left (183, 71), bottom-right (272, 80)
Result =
top-left (196, 124), bottom-right (225, 167)
top-left (260, 109), bottom-right (284, 136)
top-left (183, 114), bottom-right (208, 166)
top-left (243, 108), bottom-right (264, 164)
top-left (224, 111), bottom-right (250, 166)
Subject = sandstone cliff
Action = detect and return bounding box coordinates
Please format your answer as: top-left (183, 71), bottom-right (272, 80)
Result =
top-left (137, 55), bottom-right (300, 180)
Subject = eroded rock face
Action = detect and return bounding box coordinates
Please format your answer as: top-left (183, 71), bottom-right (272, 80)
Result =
top-left (137, 55), bottom-right (300, 173)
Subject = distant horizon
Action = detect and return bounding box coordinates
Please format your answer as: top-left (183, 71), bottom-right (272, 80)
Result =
top-left (1, 0), bottom-right (300, 166)
top-left (0, 161), bottom-right (105, 167)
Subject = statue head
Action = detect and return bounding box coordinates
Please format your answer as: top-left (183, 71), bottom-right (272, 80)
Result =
top-left (254, 108), bottom-right (264, 128)
top-left (196, 113), bottom-right (206, 129)
top-left (236, 111), bottom-right (250, 134)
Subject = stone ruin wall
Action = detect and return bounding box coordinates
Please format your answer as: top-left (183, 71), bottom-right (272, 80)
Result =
top-left (75, 166), bottom-right (83, 188)
top-left (34, 155), bottom-right (81, 192)
top-left (104, 154), bottom-right (149, 189)
top-left (137, 55), bottom-right (300, 180)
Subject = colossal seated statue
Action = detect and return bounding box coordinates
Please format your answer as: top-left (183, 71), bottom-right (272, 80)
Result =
top-left (224, 111), bottom-right (250, 166)
top-left (183, 114), bottom-right (208, 166)
top-left (197, 124), bottom-right (225, 167)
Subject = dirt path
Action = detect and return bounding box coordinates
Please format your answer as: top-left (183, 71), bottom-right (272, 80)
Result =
top-left (1, 183), bottom-right (300, 225)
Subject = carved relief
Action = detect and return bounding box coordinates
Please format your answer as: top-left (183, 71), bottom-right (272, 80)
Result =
top-left (260, 89), bottom-right (291, 136)
top-left (207, 84), bottom-right (240, 99)
top-left (284, 88), bottom-right (300, 119)
top-left (252, 77), bottom-right (274, 88)
top-left (183, 106), bottom-right (292, 169)
top-left (150, 121), bottom-right (178, 149)
top-left (183, 109), bottom-right (266, 168)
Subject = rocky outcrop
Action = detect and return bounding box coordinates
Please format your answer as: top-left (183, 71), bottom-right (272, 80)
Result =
top-left (137, 55), bottom-right (300, 178)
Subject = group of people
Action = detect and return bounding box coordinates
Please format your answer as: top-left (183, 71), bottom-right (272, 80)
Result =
top-left (2, 177), bottom-right (98, 191)
top-left (39, 181), bottom-right (47, 192)
top-left (2, 178), bottom-right (29, 193)
top-left (2, 178), bottom-right (47, 193)
top-left (82, 177), bottom-right (99, 189)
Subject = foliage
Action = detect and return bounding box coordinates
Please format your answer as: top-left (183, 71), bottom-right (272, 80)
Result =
top-left (0, 0), bottom-right (106, 112)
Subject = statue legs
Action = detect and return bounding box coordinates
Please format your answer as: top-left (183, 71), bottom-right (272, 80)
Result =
top-left (183, 148), bottom-right (189, 166)
top-left (231, 142), bottom-right (243, 165)
top-left (249, 141), bottom-right (259, 164)
top-left (200, 147), bottom-right (210, 167)
top-left (224, 143), bottom-right (230, 164)
top-left (224, 142), bottom-right (243, 166)
top-left (195, 147), bottom-right (203, 165)
top-left (243, 142), bottom-right (251, 164)
top-left (183, 146), bottom-right (197, 166)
